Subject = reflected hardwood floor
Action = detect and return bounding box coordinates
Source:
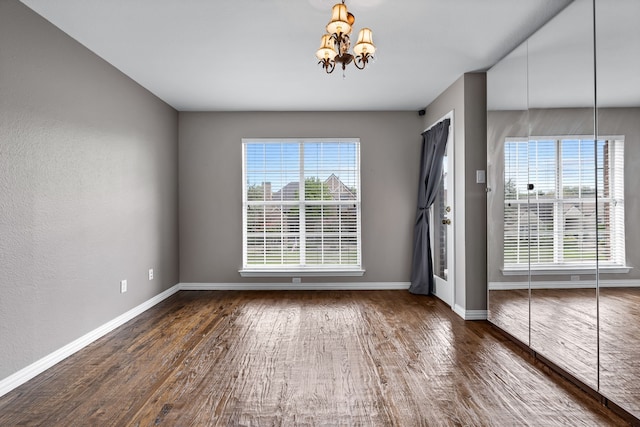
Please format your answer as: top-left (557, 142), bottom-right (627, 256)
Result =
top-left (488, 288), bottom-right (529, 345)
top-left (489, 287), bottom-right (640, 421)
top-left (531, 288), bottom-right (599, 390)
top-left (0, 291), bottom-right (628, 426)
top-left (601, 288), bottom-right (640, 417)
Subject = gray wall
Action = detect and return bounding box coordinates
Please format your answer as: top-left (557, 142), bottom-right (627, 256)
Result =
top-left (178, 111), bottom-right (423, 283)
top-left (0, 0), bottom-right (179, 380)
top-left (422, 73), bottom-right (488, 311)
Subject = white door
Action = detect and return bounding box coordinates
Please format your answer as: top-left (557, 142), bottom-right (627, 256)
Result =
top-left (431, 113), bottom-right (454, 307)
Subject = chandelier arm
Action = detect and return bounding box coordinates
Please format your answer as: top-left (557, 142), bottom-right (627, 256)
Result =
top-left (353, 54), bottom-right (369, 70)
top-left (318, 58), bottom-right (336, 74)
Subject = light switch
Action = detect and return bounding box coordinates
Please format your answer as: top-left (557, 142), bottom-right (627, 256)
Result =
top-left (476, 170), bottom-right (486, 184)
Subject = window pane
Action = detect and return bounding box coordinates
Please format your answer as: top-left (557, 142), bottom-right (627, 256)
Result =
top-left (245, 143), bottom-right (300, 202)
top-left (264, 206), bottom-right (283, 234)
top-left (504, 140), bottom-right (529, 201)
top-left (322, 235), bottom-right (340, 264)
top-left (529, 140), bottom-right (556, 200)
top-left (504, 203), bottom-right (523, 265)
top-left (339, 205), bottom-right (358, 233)
top-left (561, 139), bottom-right (596, 198)
top-left (273, 181), bottom-right (300, 201)
top-left (340, 235), bottom-right (359, 264)
top-left (306, 235), bottom-right (322, 264)
top-left (283, 206), bottom-right (300, 234)
top-left (243, 140), bottom-right (360, 269)
top-left (562, 201), bottom-right (597, 261)
top-left (503, 137), bottom-right (624, 268)
top-left (246, 235), bottom-right (264, 265)
top-left (305, 204), bottom-right (324, 233)
top-left (247, 206), bottom-right (265, 232)
top-left (528, 202), bottom-right (555, 264)
top-left (265, 236), bottom-right (283, 264)
top-left (304, 142), bottom-right (359, 200)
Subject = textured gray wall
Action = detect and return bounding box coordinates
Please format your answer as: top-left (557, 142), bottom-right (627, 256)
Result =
top-left (178, 111), bottom-right (422, 283)
top-left (463, 74), bottom-right (488, 310)
top-left (422, 73), bottom-right (488, 312)
top-left (0, 0), bottom-right (179, 380)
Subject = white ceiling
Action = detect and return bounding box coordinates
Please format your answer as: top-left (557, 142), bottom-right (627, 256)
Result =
top-left (20, 0), bottom-right (572, 112)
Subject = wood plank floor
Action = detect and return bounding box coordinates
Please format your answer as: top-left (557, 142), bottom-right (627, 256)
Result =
top-left (0, 290), bottom-right (629, 426)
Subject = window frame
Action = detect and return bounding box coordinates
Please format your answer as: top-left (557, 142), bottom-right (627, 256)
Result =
top-left (240, 138), bottom-right (364, 277)
top-left (502, 135), bottom-right (626, 274)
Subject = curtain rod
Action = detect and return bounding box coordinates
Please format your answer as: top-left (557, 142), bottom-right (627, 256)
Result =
top-left (423, 110), bottom-right (454, 133)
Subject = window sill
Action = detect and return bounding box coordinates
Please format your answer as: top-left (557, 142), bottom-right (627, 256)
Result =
top-left (501, 265), bottom-right (631, 276)
top-left (239, 268), bottom-right (366, 278)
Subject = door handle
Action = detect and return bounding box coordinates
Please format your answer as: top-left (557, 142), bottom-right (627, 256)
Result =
top-left (442, 218), bottom-right (451, 225)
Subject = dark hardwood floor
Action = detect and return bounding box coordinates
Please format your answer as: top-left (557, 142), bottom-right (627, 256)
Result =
top-left (0, 290), bottom-right (629, 426)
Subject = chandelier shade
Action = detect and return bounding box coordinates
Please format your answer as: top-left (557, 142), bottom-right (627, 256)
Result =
top-left (326, 3), bottom-right (352, 35)
top-left (316, 34), bottom-right (338, 61)
top-left (353, 28), bottom-right (375, 56)
top-left (316, 1), bottom-right (376, 75)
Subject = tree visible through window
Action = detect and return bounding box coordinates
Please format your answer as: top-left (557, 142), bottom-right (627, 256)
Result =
top-left (503, 137), bottom-right (625, 269)
top-left (242, 139), bottom-right (361, 271)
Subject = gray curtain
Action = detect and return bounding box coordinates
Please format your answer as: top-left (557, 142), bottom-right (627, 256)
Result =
top-left (409, 119), bottom-right (451, 295)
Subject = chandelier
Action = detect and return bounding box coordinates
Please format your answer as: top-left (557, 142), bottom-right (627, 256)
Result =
top-left (315, 1), bottom-right (376, 74)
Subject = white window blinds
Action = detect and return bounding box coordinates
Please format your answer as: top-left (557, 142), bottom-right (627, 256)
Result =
top-left (242, 139), bottom-right (361, 271)
top-left (503, 137), bottom-right (625, 269)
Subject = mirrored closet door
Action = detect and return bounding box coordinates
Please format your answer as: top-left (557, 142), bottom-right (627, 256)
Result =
top-left (487, 41), bottom-right (530, 346)
top-left (526, 0), bottom-right (598, 391)
top-left (595, 0), bottom-right (640, 418)
top-left (487, 0), bottom-right (639, 420)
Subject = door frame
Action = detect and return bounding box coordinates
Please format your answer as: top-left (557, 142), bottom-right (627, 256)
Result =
top-left (426, 111), bottom-right (455, 308)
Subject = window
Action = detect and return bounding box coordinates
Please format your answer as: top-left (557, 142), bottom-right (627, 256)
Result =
top-left (504, 137), bottom-right (624, 270)
top-left (241, 139), bottom-right (362, 275)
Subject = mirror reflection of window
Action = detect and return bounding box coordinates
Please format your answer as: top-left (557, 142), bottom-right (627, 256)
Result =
top-left (503, 137), bottom-right (624, 270)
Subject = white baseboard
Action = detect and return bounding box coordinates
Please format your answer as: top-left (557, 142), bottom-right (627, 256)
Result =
top-left (454, 304), bottom-right (488, 320)
top-left (0, 284), bottom-right (180, 398)
top-left (464, 310), bottom-right (489, 320)
top-left (489, 279), bottom-right (640, 291)
top-left (179, 282), bottom-right (411, 291)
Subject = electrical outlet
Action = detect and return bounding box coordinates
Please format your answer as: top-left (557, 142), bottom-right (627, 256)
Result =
top-left (120, 279), bottom-right (128, 293)
top-left (148, 268), bottom-right (154, 280)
